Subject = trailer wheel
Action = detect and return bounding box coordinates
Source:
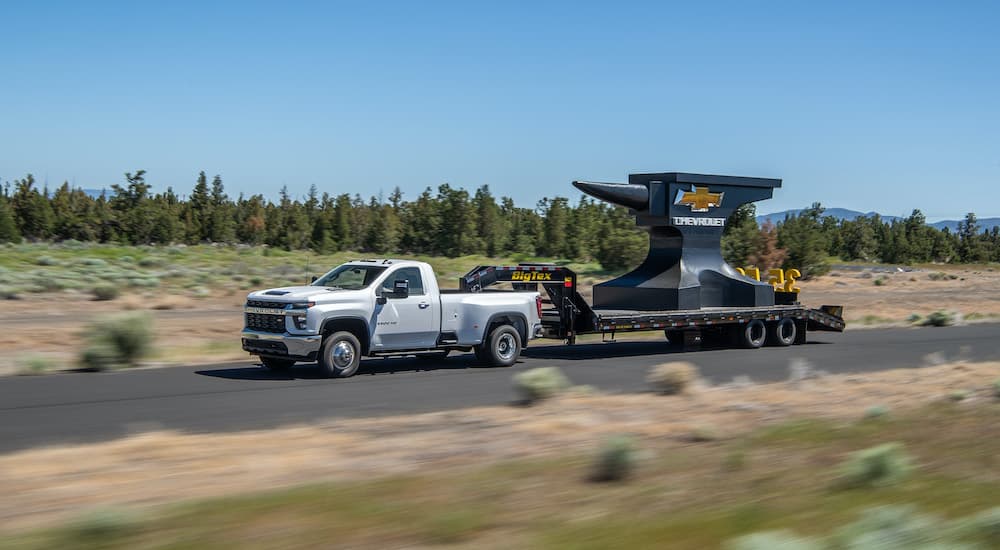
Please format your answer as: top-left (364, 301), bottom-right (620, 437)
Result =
top-left (318, 331), bottom-right (362, 378)
top-left (769, 318), bottom-right (797, 347)
top-left (741, 319), bottom-right (767, 349)
top-left (261, 357), bottom-right (294, 371)
top-left (478, 324), bottom-right (521, 367)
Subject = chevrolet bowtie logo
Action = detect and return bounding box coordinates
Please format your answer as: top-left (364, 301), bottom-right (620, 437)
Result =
top-left (675, 186), bottom-right (724, 212)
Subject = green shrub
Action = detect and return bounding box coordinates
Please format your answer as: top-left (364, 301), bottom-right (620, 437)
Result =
top-left (249, 276), bottom-right (263, 285)
top-left (830, 505), bottom-right (942, 549)
top-left (16, 355), bottom-right (55, 376)
top-left (958, 507), bottom-right (1000, 545)
top-left (907, 313), bottom-right (922, 324)
top-left (79, 313), bottom-right (153, 370)
top-left (864, 405), bottom-right (889, 420)
top-left (80, 343), bottom-right (121, 372)
top-left (726, 531), bottom-right (822, 550)
top-left (948, 390), bottom-right (968, 402)
top-left (66, 507), bottom-right (142, 540)
top-left (590, 435), bottom-right (635, 482)
top-left (687, 424), bottom-right (721, 442)
top-left (927, 272), bottom-right (949, 281)
top-left (91, 285), bottom-right (120, 301)
top-left (80, 258), bottom-right (108, 267)
top-left (922, 311), bottom-right (955, 327)
top-left (838, 443), bottom-right (912, 488)
top-left (0, 286), bottom-right (19, 300)
top-left (993, 379), bottom-right (1000, 399)
top-left (35, 255), bottom-right (58, 266)
top-left (512, 367), bottom-right (570, 403)
top-left (646, 361), bottom-right (697, 395)
top-left (138, 257), bottom-right (164, 268)
top-left (873, 276), bottom-right (887, 286)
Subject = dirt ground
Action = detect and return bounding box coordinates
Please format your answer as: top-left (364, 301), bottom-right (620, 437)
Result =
top-left (1, 360), bottom-right (996, 530)
top-left (2, 264), bottom-right (998, 373)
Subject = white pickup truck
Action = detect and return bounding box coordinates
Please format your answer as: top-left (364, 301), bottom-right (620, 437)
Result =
top-left (241, 259), bottom-right (543, 377)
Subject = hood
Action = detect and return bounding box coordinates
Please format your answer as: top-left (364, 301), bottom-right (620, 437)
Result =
top-left (247, 285), bottom-right (347, 302)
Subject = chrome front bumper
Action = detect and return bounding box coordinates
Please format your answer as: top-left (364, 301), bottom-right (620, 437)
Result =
top-left (241, 330), bottom-right (322, 359)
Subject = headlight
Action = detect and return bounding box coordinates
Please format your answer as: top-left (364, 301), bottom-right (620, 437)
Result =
top-left (287, 302), bottom-right (314, 330)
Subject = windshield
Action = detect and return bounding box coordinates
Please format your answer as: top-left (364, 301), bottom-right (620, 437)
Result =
top-left (311, 264), bottom-right (387, 290)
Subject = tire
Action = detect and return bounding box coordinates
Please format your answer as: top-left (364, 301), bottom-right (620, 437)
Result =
top-left (478, 324), bottom-right (522, 367)
top-left (769, 318), bottom-right (797, 347)
top-left (261, 356), bottom-right (294, 371)
top-left (665, 330), bottom-right (685, 346)
top-left (416, 350), bottom-right (450, 360)
top-left (318, 331), bottom-right (362, 378)
top-left (740, 319), bottom-right (767, 349)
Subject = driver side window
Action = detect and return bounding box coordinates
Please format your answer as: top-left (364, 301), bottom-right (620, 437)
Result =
top-left (386, 267), bottom-right (425, 295)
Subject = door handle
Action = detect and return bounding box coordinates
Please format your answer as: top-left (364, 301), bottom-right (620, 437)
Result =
top-left (418, 302), bottom-right (430, 309)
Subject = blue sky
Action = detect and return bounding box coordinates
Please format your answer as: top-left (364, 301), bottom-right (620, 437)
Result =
top-left (2, 1), bottom-right (998, 220)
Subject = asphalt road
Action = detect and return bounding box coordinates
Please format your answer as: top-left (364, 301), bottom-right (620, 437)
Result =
top-left (2, 324), bottom-right (999, 453)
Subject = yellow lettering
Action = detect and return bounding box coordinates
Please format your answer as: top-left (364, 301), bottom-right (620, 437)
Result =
top-left (783, 268), bottom-right (801, 293)
top-left (767, 268), bottom-right (785, 290)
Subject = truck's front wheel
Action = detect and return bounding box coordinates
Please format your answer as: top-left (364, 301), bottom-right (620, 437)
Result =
top-left (477, 325), bottom-right (522, 367)
top-left (319, 331), bottom-right (362, 378)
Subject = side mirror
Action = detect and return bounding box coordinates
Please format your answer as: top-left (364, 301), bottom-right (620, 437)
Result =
top-left (392, 279), bottom-right (409, 299)
top-left (310, 275), bottom-right (318, 283)
top-left (375, 288), bottom-right (387, 305)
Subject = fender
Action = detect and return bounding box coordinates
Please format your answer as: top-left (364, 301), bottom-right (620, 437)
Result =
top-left (482, 312), bottom-right (529, 344)
top-left (320, 316), bottom-right (372, 355)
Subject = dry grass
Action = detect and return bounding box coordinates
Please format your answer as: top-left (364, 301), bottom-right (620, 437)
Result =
top-left (0, 361), bottom-right (996, 533)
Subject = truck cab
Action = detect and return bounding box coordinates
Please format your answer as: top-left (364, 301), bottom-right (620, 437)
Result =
top-left (242, 260), bottom-right (542, 378)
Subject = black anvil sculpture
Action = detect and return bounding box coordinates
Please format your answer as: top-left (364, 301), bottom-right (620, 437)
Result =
top-left (573, 172), bottom-right (782, 311)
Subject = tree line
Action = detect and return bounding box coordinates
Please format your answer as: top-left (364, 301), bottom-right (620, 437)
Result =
top-left (0, 171), bottom-right (997, 276)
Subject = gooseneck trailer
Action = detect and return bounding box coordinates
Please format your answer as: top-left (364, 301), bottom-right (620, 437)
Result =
top-left (461, 171), bottom-right (845, 349)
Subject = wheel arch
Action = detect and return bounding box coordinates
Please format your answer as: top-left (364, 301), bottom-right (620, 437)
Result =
top-left (482, 312), bottom-right (528, 344)
top-left (320, 317), bottom-right (371, 355)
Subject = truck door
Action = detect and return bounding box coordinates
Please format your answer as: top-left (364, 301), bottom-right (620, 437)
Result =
top-left (372, 267), bottom-right (439, 350)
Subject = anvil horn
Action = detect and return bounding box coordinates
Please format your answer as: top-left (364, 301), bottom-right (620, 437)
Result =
top-left (572, 180), bottom-right (649, 210)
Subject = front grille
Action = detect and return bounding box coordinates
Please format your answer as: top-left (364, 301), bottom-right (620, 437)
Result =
top-left (247, 300), bottom-right (287, 309)
top-left (246, 313), bottom-right (286, 333)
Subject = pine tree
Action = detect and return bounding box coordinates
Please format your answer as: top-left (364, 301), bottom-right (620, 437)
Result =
top-left (208, 175), bottom-right (235, 243)
top-left (957, 212), bottom-right (986, 262)
top-left (777, 203), bottom-right (830, 278)
top-left (188, 171), bottom-right (210, 242)
top-left (0, 192), bottom-right (21, 243)
top-left (721, 204), bottom-right (760, 267)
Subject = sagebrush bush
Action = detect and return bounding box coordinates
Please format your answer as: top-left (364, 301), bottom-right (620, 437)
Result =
top-left (80, 343), bottom-right (121, 371)
top-left (35, 255), bottom-right (58, 266)
top-left (0, 286), bottom-right (19, 300)
top-left (831, 505), bottom-right (941, 548)
top-left (993, 379), bottom-right (1000, 399)
top-left (590, 435), bottom-right (635, 482)
top-left (922, 311), bottom-right (954, 327)
top-left (16, 355), bottom-right (54, 376)
top-left (864, 405), bottom-right (889, 420)
top-left (512, 367), bottom-right (570, 403)
top-left (839, 443), bottom-right (912, 487)
top-left (91, 285), bottom-right (120, 301)
top-left (646, 361), bottom-right (697, 395)
top-left (726, 530), bottom-right (821, 550)
top-left (79, 313), bottom-right (153, 370)
top-left (68, 507), bottom-right (142, 540)
top-left (949, 390), bottom-right (969, 402)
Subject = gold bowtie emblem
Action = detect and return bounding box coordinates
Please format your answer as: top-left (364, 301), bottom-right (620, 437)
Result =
top-left (676, 186), bottom-right (724, 212)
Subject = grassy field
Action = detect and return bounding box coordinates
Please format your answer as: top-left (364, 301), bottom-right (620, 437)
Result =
top-left (3, 401), bottom-right (998, 549)
top-left (0, 242), bottom-right (612, 299)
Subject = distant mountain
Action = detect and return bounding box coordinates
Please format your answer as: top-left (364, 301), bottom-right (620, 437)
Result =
top-left (756, 208), bottom-right (901, 225)
top-left (929, 218), bottom-right (1000, 233)
top-left (756, 208), bottom-right (999, 233)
